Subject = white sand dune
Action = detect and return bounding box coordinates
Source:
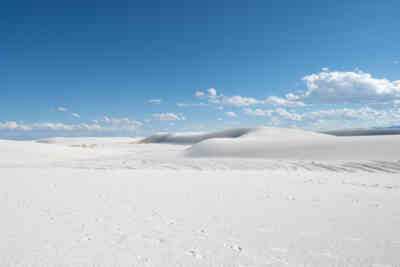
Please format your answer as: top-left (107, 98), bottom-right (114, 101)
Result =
top-left (139, 128), bottom-right (253, 144)
top-left (185, 127), bottom-right (400, 160)
top-left (1, 128), bottom-right (400, 266)
top-left (141, 126), bottom-right (400, 161)
top-left (1, 128), bottom-right (400, 173)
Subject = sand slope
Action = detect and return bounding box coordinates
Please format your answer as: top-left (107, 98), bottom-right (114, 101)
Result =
top-left (185, 128), bottom-right (400, 160)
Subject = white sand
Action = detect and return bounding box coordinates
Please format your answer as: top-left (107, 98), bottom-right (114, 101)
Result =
top-left (1, 127), bottom-right (400, 266)
top-left (185, 127), bottom-right (400, 160)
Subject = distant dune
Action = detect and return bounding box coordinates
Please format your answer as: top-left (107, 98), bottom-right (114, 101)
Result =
top-left (140, 127), bottom-right (400, 161)
top-left (139, 128), bottom-right (252, 144)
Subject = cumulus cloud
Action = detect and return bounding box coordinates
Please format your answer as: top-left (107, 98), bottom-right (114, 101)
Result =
top-left (244, 108), bottom-right (274, 117)
top-left (223, 96), bottom-right (263, 106)
top-left (176, 102), bottom-right (207, 107)
top-left (195, 88), bottom-right (305, 107)
top-left (300, 70), bottom-right (400, 103)
top-left (195, 88), bottom-right (221, 104)
top-left (0, 122), bottom-right (95, 132)
top-left (0, 117), bottom-right (143, 135)
top-left (104, 116), bottom-right (111, 123)
top-left (285, 93), bottom-right (300, 101)
top-left (225, 111), bottom-right (237, 117)
top-left (265, 96), bottom-right (306, 107)
top-left (195, 91), bottom-right (205, 98)
top-left (99, 116), bottom-right (143, 131)
top-left (244, 106), bottom-right (400, 127)
top-left (57, 107), bottom-right (67, 112)
top-left (207, 88), bottom-right (217, 97)
top-left (194, 71), bottom-right (400, 108)
top-left (244, 108), bottom-right (302, 120)
top-left (152, 113), bottom-right (185, 121)
top-left (148, 99), bottom-right (162, 104)
top-left (0, 121), bottom-right (32, 131)
top-left (274, 108), bottom-right (303, 121)
top-left (72, 113), bottom-right (80, 118)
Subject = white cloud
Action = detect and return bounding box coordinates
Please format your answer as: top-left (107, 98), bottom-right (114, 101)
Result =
top-left (57, 107), bottom-right (67, 112)
top-left (306, 107), bottom-right (384, 121)
top-left (244, 108), bottom-right (274, 116)
top-left (285, 93), bottom-right (300, 101)
top-left (195, 91), bottom-right (205, 98)
top-left (225, 111), bottom-right (237, 117)
top-left (100, 117), bottom-right (143, 130)
top-left (148, 99), bottom-right (162, 104)
top-left (72, 113), bottom-right (80, 118)
top-left (195, 88), bottom-right (305, 107)
top-left (0, 121), bottom-right (32, 131)
top-left (266, 96), bottom-right (306, 107)
top-left (207, 88), bottom-right (217, 97)
top-left (152, 113), bottom-right (185, 121)
top-left (0, 117), bottom-right (143, 134)
top-left (223, 95), bottom-right (263, 106)
top-left (275, 108), bottom-right (303, 121)
top-left (244, 106), bottom-right (400, 128)
top-left (195, 88), bottom-right (220, 103)
top-left (34, 123), bottom-right (73, 131)
top-left (176, 102), bottom-right (207, 107)
top-left (245, 108), bottom-right (302, 121)
top-left (0, 121), bottom-right (18, 129)
top-left (104, 116), bottom-right (111, 123)
top-left (322, 67), bottom-right (329, 71)
top-left (300, 70), bottom-right (400, 103)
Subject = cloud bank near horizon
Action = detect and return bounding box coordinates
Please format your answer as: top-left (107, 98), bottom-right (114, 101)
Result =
top-left (2, 69), bottom-right (400, 138)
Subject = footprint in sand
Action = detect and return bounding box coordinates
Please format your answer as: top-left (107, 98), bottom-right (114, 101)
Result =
top-left (197, 229), bottom-right (208, 238)
top-left (224, 243), bottom-right (243, 253)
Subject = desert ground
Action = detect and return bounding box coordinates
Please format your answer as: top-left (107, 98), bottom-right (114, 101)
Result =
top-left (1, 128), bottom-right (400, 267)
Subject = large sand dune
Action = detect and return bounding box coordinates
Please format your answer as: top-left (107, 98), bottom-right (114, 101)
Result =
top-left (139, 128), bottom-right (252, 144)
top-left (185, 127), bottom-right (400, 160)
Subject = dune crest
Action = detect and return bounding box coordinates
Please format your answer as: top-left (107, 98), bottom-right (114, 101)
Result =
top-left (184, 127), bottom-right (400, 160)
top-left (139, 127), bottom-right (332, 145)
top-left (139, 128), bottom-right (253, 144)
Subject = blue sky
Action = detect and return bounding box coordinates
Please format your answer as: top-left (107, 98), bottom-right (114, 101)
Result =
top-left (1, 0), bottom-right (400, 138)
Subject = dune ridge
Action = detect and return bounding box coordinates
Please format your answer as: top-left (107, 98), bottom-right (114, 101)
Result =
top-left (184, 127), bottom-right (400, 160)
top-left (139, 128), bottom-right (253, 144)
